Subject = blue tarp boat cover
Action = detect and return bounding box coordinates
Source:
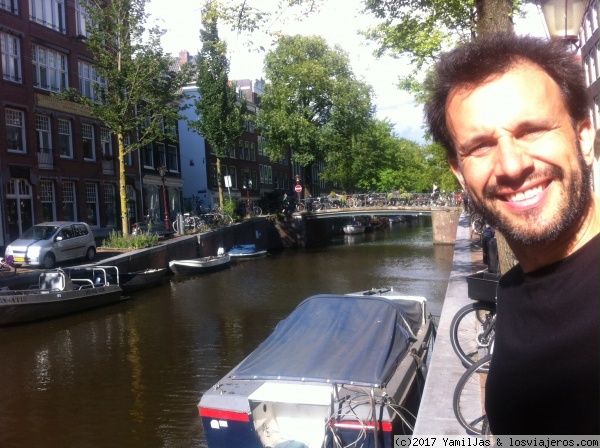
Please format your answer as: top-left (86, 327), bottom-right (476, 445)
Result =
top-left (231, 294), bottom-right (419, 387)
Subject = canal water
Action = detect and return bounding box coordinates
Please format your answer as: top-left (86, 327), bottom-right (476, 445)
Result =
top-left (0, 218), bottom-right (454, 448)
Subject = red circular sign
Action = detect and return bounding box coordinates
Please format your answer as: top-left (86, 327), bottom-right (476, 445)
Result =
top-left (294, 185), bottom-right (302, 193)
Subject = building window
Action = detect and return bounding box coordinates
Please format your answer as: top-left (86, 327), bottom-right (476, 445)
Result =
top-left (36, 115), bottom-right (52, 153)
top-left (245, 141), bottom-right (250, 161)
top-left (126, 184), bottom-right (137, 223)
top-left (40, 180), bottom-right (56, 222)
top-left (167, 145), bottom-right (178, 172)
top-left (29, 0), bottom-right (66, 33)
top-left (78, 60), bottom-right (106, 101)
top-left (6, 108), bottom-right (25, 153)
top-left (156, 143), bottom-right (166, 167)
top-left (104, 184), bottom-right (117, 226)
top-left (32, 44), bottom-right (68, 92)
top-left (76, 0), bottom-right (90, 37)
top-left (250, 142), bottom-right (256, 161)
top-left (58, 119), bottom-right (73, 158)
top-left (143, 144), bottom-right (154, 168)
top-left (82, 123), bottom-right (95, 160)
top-left (100, 128), bottom-right (112, 158)
top-left (123, 134), bottom-right (132, 166)
top-left (62, 181), bottom-right (76, 221)
top-left (85, 183), bottom-right (99, 226)
top-left (238, 140), bottom-right (243, 159)
top-left (0, 0), bottom-right (18, 14)
top-left (1, 33), bottom-right (21, 83)
top-left (210, 164), bottom-right (218, 188)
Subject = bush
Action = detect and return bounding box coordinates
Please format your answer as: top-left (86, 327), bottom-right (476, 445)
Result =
top-left (222, 198), bottom-right (239, 221)
top-left (102, 230), bottom-right (159, 250)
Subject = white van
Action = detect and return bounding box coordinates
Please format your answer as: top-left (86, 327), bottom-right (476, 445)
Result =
top-left (4, 222), bottom-right (96, 269)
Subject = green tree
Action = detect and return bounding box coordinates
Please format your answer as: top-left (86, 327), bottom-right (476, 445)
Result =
top-left (258, 34), bottom-right (374, 196)
top-left (60, 0), bottom-right (192, 235)
top-left (190, 2), bottom-right (246, 208)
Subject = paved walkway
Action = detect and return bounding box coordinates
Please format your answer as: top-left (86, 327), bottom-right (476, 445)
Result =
top-left (413, 213), bottom-right (486, 435)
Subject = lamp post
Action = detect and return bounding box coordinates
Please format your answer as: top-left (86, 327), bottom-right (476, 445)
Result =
top-left (244, 178), bottom-right (252, 217)
top-left (158, 165), bottom-right (171, 230)
top-left (295, 174), bottom-right (301, 206)
top-left (539, 0), bottom-right (588, 45)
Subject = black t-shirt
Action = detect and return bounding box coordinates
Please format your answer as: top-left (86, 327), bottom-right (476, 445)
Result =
top-left (486, 235), bottom-right (599, 435)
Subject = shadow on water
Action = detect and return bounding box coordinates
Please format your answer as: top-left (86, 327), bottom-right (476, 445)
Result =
top-left (0, 217), bottom-right (453, 447)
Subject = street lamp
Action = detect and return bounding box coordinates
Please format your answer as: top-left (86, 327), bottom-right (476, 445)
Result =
top-left (244, 177), bottom-right (252, 217)
top-left (539, 0), bottom-right (588, 45)
top-left (158, 165), bottom-right (171, 230)
top-left (295, 174), bottom-right (301, 205)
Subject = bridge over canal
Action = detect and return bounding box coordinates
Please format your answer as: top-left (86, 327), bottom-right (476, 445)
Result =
top-left (293, 206), bottom-right (463, 245)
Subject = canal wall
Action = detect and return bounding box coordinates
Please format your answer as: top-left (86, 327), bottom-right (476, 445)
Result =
top-left (413, 213), bottom-right (487, 435)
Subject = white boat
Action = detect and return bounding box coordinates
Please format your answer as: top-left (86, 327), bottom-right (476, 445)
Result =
top-left (227, 244), bottom-right (267, 260)
top-left (0, 266), bottom-right (124, 326)
top-left (343, 221), bottom-right (365, 235)
top-left (198, 287), bottom-right (436, 447)
top-left (169, 254), bottom-right (231, 276)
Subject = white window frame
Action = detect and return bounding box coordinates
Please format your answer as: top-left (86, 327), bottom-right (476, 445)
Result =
top-left (85, 182), bottom-right (99, 226)
top-left (143, 144), bottom-right (154, 168)
top-left (104, 184), bottom-right (117, 227)
top-left (29, 0), bottom-right (66, 33)
top-left (32, 44), bottom-right (68, 92)
top-left (6, 108), bottom-right (26, 153)
top-left (82, 123), bottom-right (95, 161)
top-left (167, 145), bottom-right (178, 172)
top-left (62, 181), bottom-right (77, 221)
top-left (78, 60), bottom-right (106, 101)
top-left (36, 114), bottom-right (52, 153)
top-left (1, 32), bottom-right (21, 83)
top-left (100, 128), bottom-right (113, 158)
top-left (40, 180), bottom-right (56, 221)
top-left (156, 143), bottom-right (166, 167)
top-left (58, 118), bottom-right (73, 158)
top-left (75, 0), bottom-right (90, 37)
top-left (0, 0), bottom-right (18, 14)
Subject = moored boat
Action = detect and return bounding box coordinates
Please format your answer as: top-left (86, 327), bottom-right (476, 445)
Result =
top-left (169, 254), bottom-right (231, 276)
top-left (198, 287), bottom-right (436, 447)
top-left (119, 268), bottom-right (168, 292)
top-left (0, 266), bottom-right (124, 326)
top-left (227, 244), bottom-right (267, 260)
top-left (343, 221), bottom-right (365, 235)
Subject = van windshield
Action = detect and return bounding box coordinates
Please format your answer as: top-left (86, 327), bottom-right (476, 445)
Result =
top-left (21, 225), bottom-right (60, 241)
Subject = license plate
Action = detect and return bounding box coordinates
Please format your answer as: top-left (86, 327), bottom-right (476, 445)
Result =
top-left (13, 257), bottom-right (25, 263)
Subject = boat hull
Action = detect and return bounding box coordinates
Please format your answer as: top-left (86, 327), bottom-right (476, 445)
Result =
top-left (343, 225), bottom-right (365, 235)
top-left (169, 255), bottom-right (231, 275)
top-left (0, 267), bottom-right (124, 326)
top-left (120, 268), bottom-right (167, 292)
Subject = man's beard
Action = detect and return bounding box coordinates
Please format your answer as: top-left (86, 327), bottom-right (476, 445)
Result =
top-left (467, 146), bottom-right (592, 246)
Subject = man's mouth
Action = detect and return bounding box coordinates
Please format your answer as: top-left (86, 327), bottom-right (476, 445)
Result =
top-left (503, 185), bottom-right (544, 202)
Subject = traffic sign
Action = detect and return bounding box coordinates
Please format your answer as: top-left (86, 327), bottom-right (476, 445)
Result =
top-left (294, 185), bottom-right (302, 193)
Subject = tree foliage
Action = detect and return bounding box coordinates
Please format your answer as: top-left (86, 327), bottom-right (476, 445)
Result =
top-left (62, 0), bottom-right (192, 235)
top-left (257, 34), bottom-right (374, 196)
top-left (190, 2), bottom-right (247, 208)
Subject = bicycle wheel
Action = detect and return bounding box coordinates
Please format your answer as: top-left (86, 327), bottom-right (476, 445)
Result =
top-left (453, 354), bottom-right (492, 435)
top-left (0, 263), bottom-right (16, 277)
top-left (296, 203), bottom-right (305, 212)
top-left (252, 206), bottom-right (262, 216)
top-left (471, 215), bottom-right (484, 235)
top-left (450, 302), bottom-right (496, 369)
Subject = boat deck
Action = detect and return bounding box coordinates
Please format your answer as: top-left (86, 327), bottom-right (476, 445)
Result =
top-left (413, 214), bottom-right (487, 435)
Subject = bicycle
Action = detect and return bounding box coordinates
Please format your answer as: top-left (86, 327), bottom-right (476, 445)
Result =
top-left (450, 271), bottom-right (500, 370)
top-left (0, 255), bottom-right (16, 277)
top-left (470, 213), bottom-right (485, 237)
top-left (453, 353), bottom-right (492, 435)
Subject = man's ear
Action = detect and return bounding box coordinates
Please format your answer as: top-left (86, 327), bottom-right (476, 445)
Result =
top-left (577, 118), bottom-right (596, 167)
top-left (449, 157), bottom-right (467, 190)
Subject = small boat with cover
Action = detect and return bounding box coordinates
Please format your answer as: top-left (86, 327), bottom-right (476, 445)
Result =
top-left (198, 287), bottom-right (436, 447)
top-left (169, 248), bottom-right (231, 276)
top-left (227, 244), bottom-right (267, 260)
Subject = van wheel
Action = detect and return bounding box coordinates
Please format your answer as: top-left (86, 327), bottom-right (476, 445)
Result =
top-left (42, 253), bottom-right (55, 269)
top-left (86, 247), bottom-right (96, 261)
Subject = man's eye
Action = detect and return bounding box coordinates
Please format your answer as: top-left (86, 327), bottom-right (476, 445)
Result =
top-left (518, 128), bottom-right (547, 141)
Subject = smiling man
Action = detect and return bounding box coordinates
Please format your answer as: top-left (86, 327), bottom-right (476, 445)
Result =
top-left (425, 34), bottom-right (599, 434)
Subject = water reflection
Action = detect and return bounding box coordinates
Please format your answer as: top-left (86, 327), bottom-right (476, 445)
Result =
top-left (0, 218), bottom-right (452, 447)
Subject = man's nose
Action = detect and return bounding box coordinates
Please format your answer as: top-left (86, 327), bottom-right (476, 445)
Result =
top-left (493, 137), bottom-right (534, 182)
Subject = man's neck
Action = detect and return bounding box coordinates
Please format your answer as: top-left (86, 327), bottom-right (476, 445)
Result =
top-left (509, 195), bottom-right (600, 273)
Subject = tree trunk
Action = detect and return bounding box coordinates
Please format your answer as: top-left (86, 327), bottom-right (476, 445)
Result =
top-left (496, 232), bottom-right (518, 274)
top-left (216, 157), bottom-right (224, 208)
top-left (118, 132), bottom-right (130, 237)
top-left (476, 0), bottom-right (514, 36)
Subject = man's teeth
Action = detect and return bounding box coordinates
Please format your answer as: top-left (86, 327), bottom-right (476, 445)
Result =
top-left (506, 185), bottom-right (543, 202)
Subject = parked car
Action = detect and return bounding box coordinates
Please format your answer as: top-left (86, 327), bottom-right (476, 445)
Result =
top-left (4, 222), bottom-right (96, 269)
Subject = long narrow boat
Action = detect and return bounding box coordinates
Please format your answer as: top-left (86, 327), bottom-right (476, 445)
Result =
top-left (198, 287), bottom-right (436, 447)
top-left (343, 221), bottom-right (366, 235)
top-left (119, 268), bottom-right (168, 292)
top-left (0, 266), bottom-right (124, 326)
top-left (169, 254), bottom-right (231, 276)
top-left (226, 244), bottom-right (267, 260)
